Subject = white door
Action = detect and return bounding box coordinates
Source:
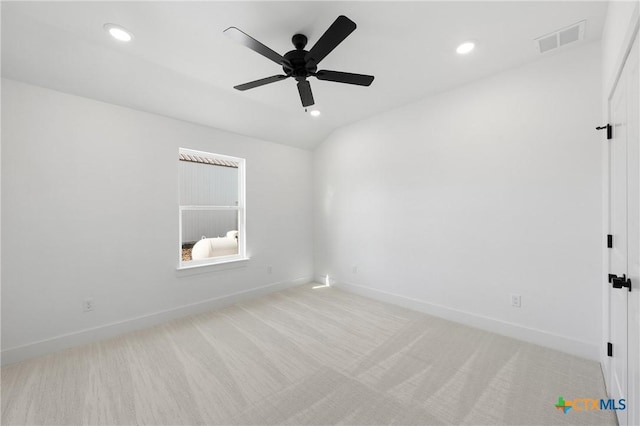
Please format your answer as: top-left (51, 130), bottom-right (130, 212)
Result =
top-left (625, 32), bottom-right (640, 426)
top-left (608, 32), bottom-right (639, 426)
top-left (609, 57), bottom-right (628, 425)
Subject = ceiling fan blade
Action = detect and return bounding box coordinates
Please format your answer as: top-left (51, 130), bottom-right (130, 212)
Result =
top-left (234, 75), bottom-right (289, 91)
top-left (315, 70), bottom-right (374, 86)
top-left (305, 15), bottom-right (356, 66)
top-left (297, 80), bottom-right (315, 107)
top-left (224, 27), bottom-right (289, 67)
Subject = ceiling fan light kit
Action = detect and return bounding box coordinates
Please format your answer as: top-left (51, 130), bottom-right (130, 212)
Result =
top-left (224, 15), bottom-right (374, 109)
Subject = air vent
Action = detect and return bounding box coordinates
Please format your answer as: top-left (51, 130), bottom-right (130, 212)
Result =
top-left (535, 20), bottom-right (585, 54)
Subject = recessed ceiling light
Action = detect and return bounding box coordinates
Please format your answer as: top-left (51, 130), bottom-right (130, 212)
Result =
top-left (104, 23), bottom-right (133, 42)
top-left (310, 110), bottom-right (321, 117)
top-left (456, 41), bottom-right (475, 55)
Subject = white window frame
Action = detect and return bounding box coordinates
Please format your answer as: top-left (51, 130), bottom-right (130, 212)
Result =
top-left (178, 148), bottom-right (247, 269)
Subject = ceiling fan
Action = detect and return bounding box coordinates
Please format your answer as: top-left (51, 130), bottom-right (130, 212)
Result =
top-left (224, 15), bottom-right (374, 108)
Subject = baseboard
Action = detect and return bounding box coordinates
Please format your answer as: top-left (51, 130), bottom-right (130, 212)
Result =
top-left (1, 276), bottom-right (312, 366)
top-left (332, 279), bottom-right (599, 361)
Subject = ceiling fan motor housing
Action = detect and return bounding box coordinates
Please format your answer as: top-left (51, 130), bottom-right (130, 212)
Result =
top-left (284, 34), bottom-right (317, 80)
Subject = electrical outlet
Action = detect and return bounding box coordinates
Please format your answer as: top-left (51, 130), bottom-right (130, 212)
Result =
top-left (83, 298), bottom-right (94, 312)
top-left (352, 265), bottom-right (358, 274)
top-left (511, 294), bottom-right (521, 308)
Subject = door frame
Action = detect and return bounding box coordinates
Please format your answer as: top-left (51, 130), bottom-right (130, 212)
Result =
top-left (602, 6), bottom-right (640, 426)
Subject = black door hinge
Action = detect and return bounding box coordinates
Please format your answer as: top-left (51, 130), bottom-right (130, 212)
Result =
top-left (607, 234), bottom-right (613, 248)
top-left (596, 124), bottom-right (612, 140)
top-left (608, 342), bottom-right (613, 357)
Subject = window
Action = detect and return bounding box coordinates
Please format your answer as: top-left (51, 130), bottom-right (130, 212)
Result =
top-left (178, 148), bottom-right (246, 268)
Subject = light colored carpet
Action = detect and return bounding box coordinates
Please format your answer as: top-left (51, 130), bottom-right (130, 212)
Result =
top-left (2, 284), bottom-right (615, 425)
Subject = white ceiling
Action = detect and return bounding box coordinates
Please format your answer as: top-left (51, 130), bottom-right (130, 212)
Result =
top-left (1, 1), bottom-right (608, 150)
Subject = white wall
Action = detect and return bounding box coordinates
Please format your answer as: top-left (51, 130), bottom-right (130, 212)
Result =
top-left (1, 79), bottom-right (314, 364)
top-left (314, 42), bottom-right (602, 360)
top-left (602, 0), bottom-right (639, 94)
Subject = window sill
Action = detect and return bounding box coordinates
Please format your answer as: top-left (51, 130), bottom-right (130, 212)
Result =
top-left (176, 257), bottom-right (250, 274)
